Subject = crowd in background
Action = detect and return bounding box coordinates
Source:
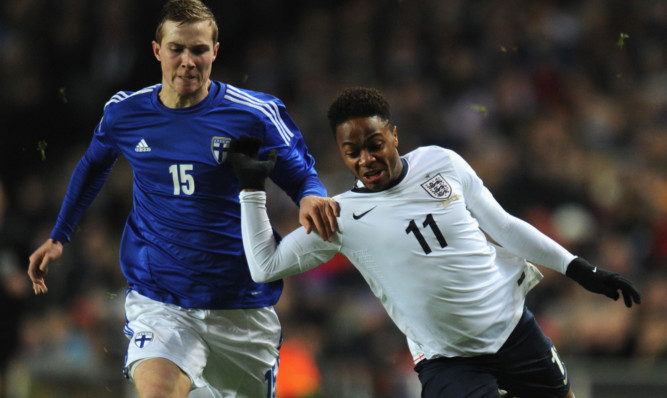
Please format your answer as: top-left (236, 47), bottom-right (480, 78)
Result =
top-left (1, 0), bottom-right (665, 397)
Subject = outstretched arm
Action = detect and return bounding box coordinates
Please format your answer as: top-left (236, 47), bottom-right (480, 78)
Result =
top-left (28, 131), bottom-right (117, 294)
top-left (241, 191), bottom-right (338, 282)
top-left (471, 190), bottom-right (641, 307)
top-left (472, 189), bottom-right (640, 307)
top-left (454, 149), bottom-right (641, 308)
top-left (229, 136), bottom-right (340, 282)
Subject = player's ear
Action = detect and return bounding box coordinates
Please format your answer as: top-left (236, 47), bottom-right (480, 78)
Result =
top-left (392, 125), bottom-right (398, 147)
top-left (152, 41), bottom-right (162, 61)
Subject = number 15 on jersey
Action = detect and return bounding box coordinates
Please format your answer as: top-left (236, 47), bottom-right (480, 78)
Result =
top-left (169, 164), bottom-right (195, 195)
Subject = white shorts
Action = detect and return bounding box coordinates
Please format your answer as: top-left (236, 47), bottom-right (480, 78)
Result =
top-left (123, 290), bottom-right (282, 398)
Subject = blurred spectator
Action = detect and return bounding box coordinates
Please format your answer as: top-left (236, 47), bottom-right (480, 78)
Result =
top-left (0, 179), bottom-right (31, 397)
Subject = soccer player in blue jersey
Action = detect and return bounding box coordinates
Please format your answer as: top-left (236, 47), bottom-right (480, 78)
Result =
top-left (231, 87), bottom-right (642, 398)
top-left (26, 1), bottom-right (337, 397)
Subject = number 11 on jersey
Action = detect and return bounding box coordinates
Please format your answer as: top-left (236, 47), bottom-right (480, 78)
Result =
top-left (405, 213), bottom-right (447, 254)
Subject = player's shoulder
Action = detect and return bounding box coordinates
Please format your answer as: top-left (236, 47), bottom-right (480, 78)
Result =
top-left (221, 84), bottom-right (285, 111)
top-left (403, 146), bottom-right (474, 183)
top-left (407, 145), bottom-right (455, 157)
top-left (99, 85), bottom-right (158, 128)
top-left (103, 84), bottom-right (159, 113)
top-left (404, 145), bottom-right (461, 164)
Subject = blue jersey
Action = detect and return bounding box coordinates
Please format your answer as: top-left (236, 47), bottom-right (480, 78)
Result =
top-left (50, 82), bottom-right (327, 309)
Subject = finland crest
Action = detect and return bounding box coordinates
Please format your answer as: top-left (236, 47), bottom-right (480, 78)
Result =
top-left (421, 174), bottom-right (452, 199)
top-left (134, 331), bottom-right (154, 348)
top-left (211, 137), bottom-right (232, 164)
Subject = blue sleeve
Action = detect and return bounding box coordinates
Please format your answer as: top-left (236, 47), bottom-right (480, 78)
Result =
top-left (51, 119), bottom-right (119, 243)
top-left (259, 100), bottom-right (327, 204)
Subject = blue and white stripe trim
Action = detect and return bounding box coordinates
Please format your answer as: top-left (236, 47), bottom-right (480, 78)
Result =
top-left (123, 288), bottom-right (135, 339)
top-left (224, 85), bottom-right (295, 146)
top-left (123, 324), bottom-right (134, 339)
top-left (104, 85), bottom-right (158, 109)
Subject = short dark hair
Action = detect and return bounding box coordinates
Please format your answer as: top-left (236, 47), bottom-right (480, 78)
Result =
top-left (155, 0), bottom-right (218, 45)
top-left (327, 87), bottom-right (391, 134)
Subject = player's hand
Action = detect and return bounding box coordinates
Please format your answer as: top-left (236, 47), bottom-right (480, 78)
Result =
top-left (228, 135), bottom-right (277, 191)
top-left (27, 238), bottom-right (63, 295)
top-left (299, 196), bottom-right (339, 241)
top-left (565, 257), bottom-right (641, 307)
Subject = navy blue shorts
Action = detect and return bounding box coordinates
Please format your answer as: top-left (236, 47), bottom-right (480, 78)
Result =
top-left (414, 307), bottom-right (570, 398)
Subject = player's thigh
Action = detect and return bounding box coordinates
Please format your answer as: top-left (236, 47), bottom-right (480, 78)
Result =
top-left (415, 357), bottom-right (500, 398)
top-left (203, 306), bottom-right (282, 398)
top-left (496, 308), bottom-right (570, 398)
top-left (124, 290), bottom-right (210, 390)
top-left (134, 357), bottom-right (191, 398)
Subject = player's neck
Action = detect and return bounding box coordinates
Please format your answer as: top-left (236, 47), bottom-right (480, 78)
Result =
top-left (159, 81), bottom-right (211, 109)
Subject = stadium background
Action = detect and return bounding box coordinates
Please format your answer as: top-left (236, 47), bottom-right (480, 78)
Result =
top-left (0, 0), bottom-right (665, 397)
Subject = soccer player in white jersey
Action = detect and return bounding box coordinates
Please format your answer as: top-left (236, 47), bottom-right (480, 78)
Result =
top-left (26, 1), bottom-right (338, 397)
top-left (230, 87), bottom-right (641, 398)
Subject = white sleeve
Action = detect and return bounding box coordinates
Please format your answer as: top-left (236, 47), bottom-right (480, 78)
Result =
top-left (452, 153), bottom-right (576, 274)
top-left (240, 191), bottom-right (340, 282)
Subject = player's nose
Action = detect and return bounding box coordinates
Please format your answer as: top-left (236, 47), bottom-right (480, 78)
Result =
top-left (358, 150), bottom-right (375, 166)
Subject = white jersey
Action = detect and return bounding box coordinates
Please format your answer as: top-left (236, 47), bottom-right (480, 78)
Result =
top-left (240, 146), bottom-right (575, 361)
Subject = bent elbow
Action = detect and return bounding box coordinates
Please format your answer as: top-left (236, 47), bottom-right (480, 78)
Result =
top-left (248, 267), bottom-right (277, 284)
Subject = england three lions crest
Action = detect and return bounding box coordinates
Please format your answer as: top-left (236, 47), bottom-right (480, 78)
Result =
top-left (211, 137), bottom-right (232, 164)
top-left (421, 174), bottom-right (452, 199)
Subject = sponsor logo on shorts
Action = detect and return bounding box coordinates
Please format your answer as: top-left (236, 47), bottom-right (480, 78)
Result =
top-left (134, 331), bottom-right (154, 348)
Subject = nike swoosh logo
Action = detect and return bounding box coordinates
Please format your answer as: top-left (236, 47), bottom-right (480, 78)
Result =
top-left (353, 206), bottom-right (377, 220)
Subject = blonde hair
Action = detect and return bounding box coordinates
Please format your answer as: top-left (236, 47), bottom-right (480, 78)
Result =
top-left (155, 0), bottom-right (218, 45)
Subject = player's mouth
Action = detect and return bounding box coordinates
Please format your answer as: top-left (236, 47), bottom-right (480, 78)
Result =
top-left (362, 169), bottom-right (385, 183)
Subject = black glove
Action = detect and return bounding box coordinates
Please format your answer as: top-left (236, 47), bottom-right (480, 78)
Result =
top-left (228, 135), bottom-right (277, 191)
top-left (565, 257), bottom-right (641, 308)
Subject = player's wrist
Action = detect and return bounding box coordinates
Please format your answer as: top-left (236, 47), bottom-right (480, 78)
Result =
top-left (236, 175), bottom-right (266, 191)
top-left (48, 237), bottom-right (65, 246)
top-left (239, 190), bottom-right (267, 205)
top-left (565, 257), bottom-right (592, 280)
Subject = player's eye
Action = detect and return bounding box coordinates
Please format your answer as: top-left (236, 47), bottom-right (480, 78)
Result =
top-left (368, 142), bottom-right (383, 152)
top-left (191, 47), bottom-right (209, 55)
